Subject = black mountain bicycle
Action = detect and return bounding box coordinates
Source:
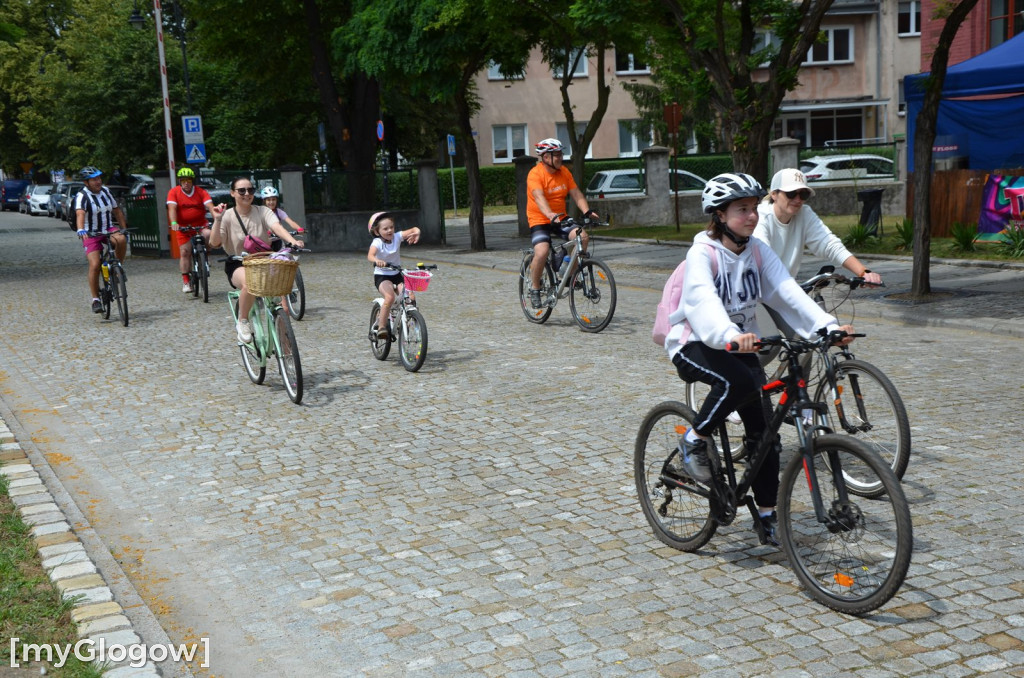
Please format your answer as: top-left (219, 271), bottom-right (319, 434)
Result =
top-left (90, 229), bottom-right (130, 327)
top-left (183, 227), bottom-right (210, 303)
top-left (636, 332), bottom-right (912, 614)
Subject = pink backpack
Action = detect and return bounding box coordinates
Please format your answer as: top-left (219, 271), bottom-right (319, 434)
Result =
top-left (651, 243), bottom-right (761, 346)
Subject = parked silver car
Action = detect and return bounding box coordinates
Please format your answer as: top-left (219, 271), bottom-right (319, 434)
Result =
top-left (798, 154), bottom-right (894, 182)
top-left (57, 181), bottom-right (85, 220)
top-left (585, 168), bottom-right (706, 199)
top-left (25, 184), bottom-right (54, 216)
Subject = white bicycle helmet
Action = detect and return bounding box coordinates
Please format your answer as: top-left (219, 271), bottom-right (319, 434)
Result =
top-left (701, 173), bottom-right (766, 213)
top-left (535, 138), bottom-right (564, 155)
top-left (259, 186), bottom-right (279, 199)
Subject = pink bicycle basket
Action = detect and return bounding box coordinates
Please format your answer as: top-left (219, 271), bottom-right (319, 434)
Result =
top-left (404, 270), bottom-right (432, 292)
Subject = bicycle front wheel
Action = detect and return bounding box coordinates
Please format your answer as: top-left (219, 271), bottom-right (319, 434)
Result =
top-left (369, 302), bottom-right (391, 360)
top-left (196, 248), bottom-right (210, 303)
top-left (518, 254), bottom-right (554, 324)
top-left (274, 311), bottom-right (302, 403)
top-left (398, 308), bottom-right (428, 372)
top-left (111, 264), bottom-right (129, 327)
top-left (569, 258), bottom-right (616, 332)
top-left (813, 359), bottom-right (911, 498)
top-left (778, 434), bottom-right (912, 614)
top-left (101, 278), bottom-right (112, 320)
top-left (286, 268), bottom-right (305, 320)
top-left (634, 401), bottom-right (718, 552)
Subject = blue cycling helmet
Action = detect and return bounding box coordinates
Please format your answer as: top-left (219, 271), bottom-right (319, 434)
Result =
top-left (79, 166), bottom-right (103, 180)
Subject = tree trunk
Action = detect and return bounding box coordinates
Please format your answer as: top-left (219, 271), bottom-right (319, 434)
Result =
top-left (910, 0), bottom-right (982, 295)
top-left (456, 85), bottom-right (485, 250)
top-left (302, 0), bottom-right (352, 169)
top-left (560, 45), bottom-right (611, 198)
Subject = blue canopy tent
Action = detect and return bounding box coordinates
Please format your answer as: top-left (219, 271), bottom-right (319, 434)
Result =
top-left (905, 33), bottom-right (1024, 172)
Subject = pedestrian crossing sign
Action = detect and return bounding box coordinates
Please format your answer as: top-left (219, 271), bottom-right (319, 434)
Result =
top-left (186, 143), bottom-right (206, 164)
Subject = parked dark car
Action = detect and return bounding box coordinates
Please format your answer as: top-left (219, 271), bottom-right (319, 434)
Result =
top-left (48, 182), bottom-right (68, 217)
top-left (129, 181), bottom-right (156, 197)
top-left (57, 181), bottom-right (85, 220)
top-left (1, 179), bottom-right (31, 211)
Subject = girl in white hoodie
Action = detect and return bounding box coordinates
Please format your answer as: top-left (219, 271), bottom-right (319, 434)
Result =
top-left (665, 173), bottom-right (854, 546)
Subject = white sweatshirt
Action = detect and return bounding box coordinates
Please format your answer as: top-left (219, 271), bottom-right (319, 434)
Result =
top-left (753, 202), bottom-right (854, 278)
top-left (665, 233), bottom-right (838, 359)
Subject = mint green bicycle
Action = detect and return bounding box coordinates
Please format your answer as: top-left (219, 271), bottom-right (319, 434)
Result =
top-left (227, 254), bottom-right (303, 403)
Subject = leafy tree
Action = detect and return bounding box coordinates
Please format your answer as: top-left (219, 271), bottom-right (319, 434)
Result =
top-left (343, 0), bottom-right (535, 249)
top-left (660, 0), bottom-right (837, 183)
top-left (909, 0), bottom-right (982, 296)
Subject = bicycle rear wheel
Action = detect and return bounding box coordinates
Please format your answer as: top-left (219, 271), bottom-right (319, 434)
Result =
top-left (111, 264), bottom-right (129, 327)
top-left (274, 310), bottom-right (302, 403)
top-left (569, 258), bottom-right (616, 333)
top-left (398, 308), bottom-right (428, 372)
top-left (634, 401), bottom-right (718, 551)
top-left (813, 359), bottom-right (911, 498)
top-left (369, 302), bottom-right (391, 360)
top-left (233, 296), bottom-right (265, 384)
top-left (777, 434), bottom-right (912, 614)
top-left (518, 253), bottom-right (554, 324)
top-left (286, 268), bottom-right (305, 320)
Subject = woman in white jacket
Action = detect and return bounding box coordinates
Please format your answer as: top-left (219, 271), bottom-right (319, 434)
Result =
top-left (666, 173), bottom-right (854, 546)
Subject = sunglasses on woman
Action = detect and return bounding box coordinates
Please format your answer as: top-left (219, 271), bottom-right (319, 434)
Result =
top-left (234, 187), bottom-right (256, 195)
top-left (784, 189), bottom-right (811, 201)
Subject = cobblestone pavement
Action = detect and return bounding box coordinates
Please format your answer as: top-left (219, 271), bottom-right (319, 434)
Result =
top-left (1, 211), bottom-right (1023, 677)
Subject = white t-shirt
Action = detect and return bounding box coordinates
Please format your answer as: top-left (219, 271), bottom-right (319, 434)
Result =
top-left (372, 230), bottom-right (406, 275)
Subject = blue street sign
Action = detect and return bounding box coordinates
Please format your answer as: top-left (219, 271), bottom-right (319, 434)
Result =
top-left (185, 143), bottom-right (206, 164)
top-left (376, 120), bottom-right (384, 141)
top-left (447, 134), bottom-right (456, 156)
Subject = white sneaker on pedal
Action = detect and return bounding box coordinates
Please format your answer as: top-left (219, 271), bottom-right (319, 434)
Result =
top-left (183, 282), bottom-right (192, 293)
top-left (236, 319), bottom-right (253, 343)
top-left (726, 411), bottom-right (742, 425)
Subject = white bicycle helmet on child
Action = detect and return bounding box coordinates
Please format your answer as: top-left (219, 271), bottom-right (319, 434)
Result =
top-left (259, 186), bottom-right (279, 200)
top-left (701, 173), bottom-right (766, 213)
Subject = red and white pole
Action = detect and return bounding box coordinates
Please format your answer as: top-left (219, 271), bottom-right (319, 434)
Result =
top-left (154, 0), bottom-right (175, 174)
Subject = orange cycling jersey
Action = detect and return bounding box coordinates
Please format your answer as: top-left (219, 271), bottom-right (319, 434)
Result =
top-left (526, 164), bottom-right (577, 226)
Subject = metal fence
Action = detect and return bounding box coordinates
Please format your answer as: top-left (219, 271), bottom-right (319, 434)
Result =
top-left (124, 194), bottom-right (159, 256)
top-left (303, 169), bottom-right (417, 212)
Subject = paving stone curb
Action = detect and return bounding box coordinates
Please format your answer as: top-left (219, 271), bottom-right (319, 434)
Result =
top-left (0, 418), bottom-right (161, 678)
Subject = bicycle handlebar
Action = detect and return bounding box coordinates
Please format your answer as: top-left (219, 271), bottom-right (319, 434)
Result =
top-left (799, 270), bottom-right (885, 293)
top-left (378, 262), bottom-right (438, 272)
top-left (726, 329), bottom-right (865, 353)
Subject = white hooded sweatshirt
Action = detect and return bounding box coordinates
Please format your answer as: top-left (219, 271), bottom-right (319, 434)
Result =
top-left (665, 232), bottom-right (838, 359)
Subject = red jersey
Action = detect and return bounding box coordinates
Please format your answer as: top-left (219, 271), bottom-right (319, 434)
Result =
top-left (166, 185), bottom-right (212, 228)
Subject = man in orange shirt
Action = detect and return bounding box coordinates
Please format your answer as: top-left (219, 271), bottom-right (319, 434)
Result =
top-left (525, 138), bottom-right (598, 308)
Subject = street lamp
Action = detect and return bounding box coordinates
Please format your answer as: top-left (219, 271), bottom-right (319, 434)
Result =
top-left (129, 0), bottom-right (176, 174)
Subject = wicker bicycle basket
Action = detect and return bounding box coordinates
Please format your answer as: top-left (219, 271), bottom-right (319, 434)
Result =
top-left (243, 252), bottom-right (299, 297)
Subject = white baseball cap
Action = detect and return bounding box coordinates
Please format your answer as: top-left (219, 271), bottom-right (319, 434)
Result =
top-left (770, 169), bottom-right (815, 197)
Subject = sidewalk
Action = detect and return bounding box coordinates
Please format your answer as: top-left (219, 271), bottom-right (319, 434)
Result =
top-left (434, 214), bottom-right (1024, 338)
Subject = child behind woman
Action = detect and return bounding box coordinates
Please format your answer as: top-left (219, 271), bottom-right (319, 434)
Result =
top-left (367, 212), bottom-right (420, 337)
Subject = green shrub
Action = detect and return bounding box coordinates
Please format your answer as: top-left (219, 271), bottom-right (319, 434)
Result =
top-left (950, 221), bottom-right (977, 252)
top-left (1001, 221), bottom-right (1024, 257)
top-left (843, 223), bottom-right (876, 247)
top-left (894, 218), bottom-right (914, 250)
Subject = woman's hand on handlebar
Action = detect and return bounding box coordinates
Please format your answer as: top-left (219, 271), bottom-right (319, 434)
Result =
top-left (832, 325), bottom-right (857, 347)
top-left (727, 333), bottom-right (760, 353)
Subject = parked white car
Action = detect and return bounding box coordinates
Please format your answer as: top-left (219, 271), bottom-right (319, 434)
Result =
top-left (798, 154), bottom-right (894, 182)
top-left (26, 184), bottom-right (53, 216)
top-left (585, 168), bottom-right (706, 199)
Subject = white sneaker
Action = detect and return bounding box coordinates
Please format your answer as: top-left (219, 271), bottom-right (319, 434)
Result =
top-left (182, 282), bottom-right (192, 293)
top-left (726, 411), bottom-right (742, 425)
top-left (236, 319), bottom-right (253, 343)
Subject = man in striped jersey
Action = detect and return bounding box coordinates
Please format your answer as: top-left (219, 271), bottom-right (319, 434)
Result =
top-left (74, 166), bottom-right (128, 313)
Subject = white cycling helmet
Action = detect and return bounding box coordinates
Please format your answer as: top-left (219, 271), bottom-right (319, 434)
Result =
top-left (535, 138), bottom-right (564, 155)
top-left (259, 186), bottom-right (279, 199)
top-left (701, 173), bottom-right (766, 214)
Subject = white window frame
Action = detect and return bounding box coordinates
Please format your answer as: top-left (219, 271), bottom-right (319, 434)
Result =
top-left (614, 50), bottom-right (650, 75)
top-left (492, 124), bottom-right (527, 164)
top-left (486, 61), bottom-right (524, 81)
top-left (617, 120), bottom-right (653, 157)
top-left (754, 30), bottom-right (782, 68)
top-left (556, 122), bottom-right (592, 159)
top-left (898, 1), bottom-right (921, 36)
top-left (804, 26), bottom-right (854, 65)
top-left (551, 48), bottom-right (588, 78)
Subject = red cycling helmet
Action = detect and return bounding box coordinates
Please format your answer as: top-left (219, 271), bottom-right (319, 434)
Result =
top-left (368, 211), bottom-right (392, 233)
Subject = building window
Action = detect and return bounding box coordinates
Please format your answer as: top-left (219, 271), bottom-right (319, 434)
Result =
top-left (614, 51), bottom-right (649, 75)
top-left (618, 120), bottom-right (652, 156)
top-left (551, 48), bottom-right (588, 78)
top-left (493, 125), bottom-right (527, 163)
top-left (898, 1), bottom-right (921, 36)
top-left (990, 0), bottom-right (1023, 46)
top-left (556, 122), bottom-right (592, 159)
top-left (486, 62), bottom-right (524, 81)
top-left (804, 27), bottom-right (853, 65)
top-left (810, 109), bottom-right (862, 147)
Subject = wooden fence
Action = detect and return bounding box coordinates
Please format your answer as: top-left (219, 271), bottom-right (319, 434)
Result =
top-left (907, 169), bottom-right (1024, 237)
